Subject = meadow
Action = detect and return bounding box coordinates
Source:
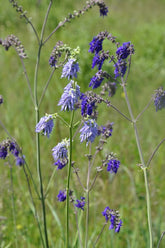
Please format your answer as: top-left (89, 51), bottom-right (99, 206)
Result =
top-left (0, 0), bottom-right (165, 247)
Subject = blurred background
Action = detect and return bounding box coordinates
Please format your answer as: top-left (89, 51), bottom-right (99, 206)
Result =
top-left (0, 0), bottom-right (165, 247)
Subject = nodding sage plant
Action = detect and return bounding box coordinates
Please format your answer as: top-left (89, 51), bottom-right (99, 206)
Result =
top-left (0, 1), bottom-right (165, 248)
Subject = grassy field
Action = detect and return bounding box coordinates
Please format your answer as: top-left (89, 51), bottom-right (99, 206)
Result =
top-left (0, 0), bottom-right (165, 247)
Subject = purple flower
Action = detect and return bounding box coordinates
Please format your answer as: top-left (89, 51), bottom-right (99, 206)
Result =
top-left (114, 60), bottom-right (127, 78)
top-left (115, 220), bottom-right (122, 233)
top-left (58, 80), bottom-right (81, 111)
top-left (98, 3), bottom-right (109, 17)
top-left (80, 119), bottom-right (99, 145)
top-left (57, 190), bottom-right (66, 202)
top-left (92, 53), bottom-right (106, 70)
top-left (15, 156), bottom-right (25, 166)
top-left (100, 123), bottom-right (113, 138)
top-left (52, 139), bottom-right (68, 162)
top-left (0, 95), bottom-right (3, 105)
top-left (80, 94), bottom-right (95, 117)
top-left (102, 206), bottom-right (111, 222)
top-left (75, 197), bottom-right (86, 211)
top-left (107, 159), bottom-right (120, 174)
top-left (49, 56), bottom-right (57, 67)
top-left (35, 115), bottom-right (54, 138)
top-left (9, 142), bottom-right (19, 157)
top-left (0, 146), bottom-right (8, 159)
top-left (154, 87), bottom-right (165, 111)
top-left (89, 36), bottom-right (103, 54)
top-left (61, 59), bottom-right (80, 80)
top-left (116, 42), bottom-right (131, 60)
top-left (89, 71), bottom-right (104, 89)
top-left (54, 159), bottom-right (67, 170)
top-left (102, 207), bottom-right (122, 233)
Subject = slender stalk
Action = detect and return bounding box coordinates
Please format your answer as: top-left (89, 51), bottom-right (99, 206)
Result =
top-left (135, 98), bottom-right (153, 121)
top-left (146, 138), bottom-right (165, 167)
top-left (33, 3), bottom-right (53, 247)
top-left (66, 110), bottom-right (75, 248)
top-left (122, 81), bottom-right (153, 248)
top-left (45, 167), bottom-right (57, 197)
top-left (85, 143), bottom-right (92, 248)
top-left (93, 223), bottom-right (107, 247)
top-left (9, 165), bottom-right (18, 248)
top-left (157, 231), bottom-right (165, 248)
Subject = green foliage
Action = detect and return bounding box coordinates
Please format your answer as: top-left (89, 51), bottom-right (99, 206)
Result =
top-left (0, 0), bottom-right (165, 247)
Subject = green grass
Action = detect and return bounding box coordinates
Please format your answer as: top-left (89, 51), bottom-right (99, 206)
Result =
top-left (0, 0), bottom-right (165, 247)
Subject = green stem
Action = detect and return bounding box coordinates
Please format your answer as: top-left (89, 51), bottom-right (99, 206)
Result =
top-left (122, 82), bottom-right (153, 248)
top-left (85, 143), bottom-right (92, 248)
top-left (9, 165), bottom-right (18, 248)
top-left (66, 111), bottom-right (75, 248)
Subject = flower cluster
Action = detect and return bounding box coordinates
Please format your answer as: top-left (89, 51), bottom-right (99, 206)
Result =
top-left (0, 139), bottom-right (25, 166)
top-left (49, 41), bottom-right (64, 67)
top-left (89, 70), bottom-right (104, 89)
top-left (113, 42), bottom-right (134, 78)
top-left (61, 59), bottom-right (80, 80)
top-left (154, 87), bottom-right (165, 111)
top-left (35, 115), bottom-right (54, 138)
top-left (80, 119), bottom-right (99, 145)
top-left (107, 159), bottom-right (120, 174)
top-left (75, 197), bottom-right (86, 211)
top-left (102, 207), bottom-right (122, 233)
top-left (57, 190), bottom-right (67, 202)
top-left (52, 139), bottom-right (68, 169)
top-left (58, 80), bottom-right (81, 111)
top-left (0, 34), bottom-right (27, 58)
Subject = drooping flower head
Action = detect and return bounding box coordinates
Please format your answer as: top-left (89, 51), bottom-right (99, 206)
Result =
top-left (89, 36), bottom-right (103, 54)
top-left (107, 159), bottom-right (120, 174)
top-left (116, 42), bottom-right (131, 60)
top-left (154, 87), bottom-right (165, 111)
top-left (58, 80), bottom-right (81, 112)
top-left (0, 145), bottom-right (8, 159)
top-left (61, 59), bottom-right (80, 80)
top-left (92, 51), bottom-right (109, 70)
top-left (52, 139), bottom-right (69, 162)
top-left (75, 197), bottom-right (86, 211)
top-left (102, 207), bottom-right (122, 233)
top-left (80, 119), bottom-right (99, 145)
top-left (57, 190), bottom-right (66, 202)
top-left (114, 60), bottom-right (127, 78)
top-left (100, 122), bottom-right (113, 138)
top-left (0, 95), bottom-right (3, 105)
top-left (97, 1), bottom-right (109, 17)
top-left (49, 41), bottom-right (64, 67)
top-left (54, 159), bottom-right (67, 170)
top-left (35, 115), bottom-right (54, 138)
top-left (89, 70), bottom-right (104, 89)
top-left (80, 94), bottom-right (96, 117)
top-left (15, 156), bottom-right (25, 166)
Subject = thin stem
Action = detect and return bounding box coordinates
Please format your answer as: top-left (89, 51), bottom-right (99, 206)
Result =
top-left (135, 98), bottom-right (153, 121)
top-left (73, 205), bottom-right (83, 248)
top-left (66, 110), bottom-right (75, 248)
top-left (109, 102), bottom-right (132, 122)
top-left (38, 67), bottom-right (56, 107)
top-left (85, 143), bottom-right (92, 248)
top-left (22, 164), bottom-right (45, 248)
top-left (24, 16), bottom-right (40, 44)
top-left (93, 223), bottom-right (107, 247)
top-left (20, 57), bottom-right (35, 105)
top-left (122, 81), bottom-right (153, 248)
top-left (9, 165), bottom-right (18, 248)
top-left (146, 138), bottom-right (165, 167)
top-left (157, 231), bottom-right (165, 248)
top-left (45, 167), bottom-right (57, 197)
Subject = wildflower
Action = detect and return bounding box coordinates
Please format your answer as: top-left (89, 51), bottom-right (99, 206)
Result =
top-left (154, 87), bottom-right (165, 111)
top-left (58, 80), bottom-right (81, 111)
top-left (0, 95), bottom-right (3, 105)
top-left (92, 53), bottom-right (106, 70)
top-left (114, 60), bottom-right (127, 78)
top-left (49, 41), bottom-right (63, 67)
top-left (100, 123), bottom-right (113, 138)
top-left (97, 2), bottom-right (109, 17)
top-left (102, 207), bottom-right (122, 233)
top-left (15, 156), bottom-right (25, 166)
top-left (57, 190), bottom-right (66, 202)
top-left (61, 59), bottom-right (80, 80)
top-left (49, 56), bottom-right (57, 67)
top-left (116, 42), bottom-right (131, 60)
top-left (9, 142), bottom-right (19, 157)
top-left (75, 197), bottom-right (86, 210)
top-left (89, 36), bottom-right (103, 54)
top-left (107, 159), bottom-right (120, 174)
top-left (80, 119), bottom-right (99, 144)
top-left (0, 146), bottom-right (8, 159)
top-left (54, 159), bottom-right (67, 170)
top-left (89, 70), bottom-right (104, 89)
top-left (80, 94), bottom-right (96, 117)
top-left (35, 115), bottom-right (54, 138)
top-left (52, 139), bottom-right (68, 162)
